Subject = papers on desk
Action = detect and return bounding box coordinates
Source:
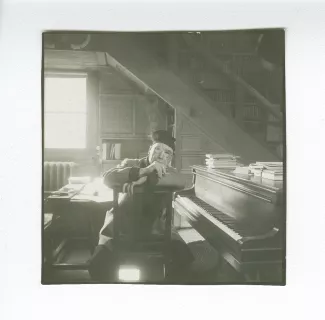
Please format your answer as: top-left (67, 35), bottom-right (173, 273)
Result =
top-left (72, 192), bottom-right (113, 203)
top-left (50, 178), bottom-right (114, 203)
top-left (74, 177), bottom-right (114, 202)
top-left (50, 183), bottom-right (85, 197)
top-left (59, 183), bottom-right (85, 193)
top-left (81, 178), bottom-right (107, 195)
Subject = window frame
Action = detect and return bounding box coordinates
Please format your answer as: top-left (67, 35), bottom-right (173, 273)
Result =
top-left (43, 71), bottom-right (91, 161)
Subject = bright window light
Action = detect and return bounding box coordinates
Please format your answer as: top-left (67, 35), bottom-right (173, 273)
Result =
top-left (118, 266), bottom-right (141, 282)
top-left (44, 76), bottom-right (87, 149)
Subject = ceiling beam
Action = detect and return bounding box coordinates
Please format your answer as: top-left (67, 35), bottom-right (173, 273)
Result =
top-left (104, 52), bottom-right (154, 95)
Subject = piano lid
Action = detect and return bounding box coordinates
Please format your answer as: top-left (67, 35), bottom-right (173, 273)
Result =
top-left (189, 165), bottom-right (284, 231)
top-left (191, 165), bottom-right (283, 195)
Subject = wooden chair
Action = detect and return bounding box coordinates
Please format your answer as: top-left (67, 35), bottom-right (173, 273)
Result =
top-left (111, 185), bottom-right (174, 283)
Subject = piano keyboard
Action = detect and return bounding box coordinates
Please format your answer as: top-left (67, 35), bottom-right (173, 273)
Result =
top-left (177, 195), bottom-right (255, 241)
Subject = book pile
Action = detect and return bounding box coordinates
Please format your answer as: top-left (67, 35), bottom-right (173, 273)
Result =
top-left (102, 142), bottom-right (121, 160)
top-left (233, 166), bottom-right (251, 175)
top-left (249, 162), bottom-right (283, 180)
top-left (248, 163), bottom-right (264, 177)
top-left (205, 154), bottom-right (241, 169)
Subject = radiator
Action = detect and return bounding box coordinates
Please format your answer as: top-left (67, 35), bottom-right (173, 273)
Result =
top-left (44, 162), bottom-right (75, 192)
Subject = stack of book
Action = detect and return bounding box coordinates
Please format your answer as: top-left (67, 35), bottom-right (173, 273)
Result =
top-left (205, 154), bottom-right (241, 169)
top-left (248, 163), bottom-right (265, 177)
top-left (249, 162), bottom-right (283, 180)
top-left (233, 166), bottom-right (251, 175)
top-left (260, 162), bottom-right (283, 181)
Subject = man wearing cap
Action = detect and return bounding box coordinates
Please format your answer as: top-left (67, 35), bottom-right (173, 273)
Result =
top-left (88, 130), bottom-right (193, 282)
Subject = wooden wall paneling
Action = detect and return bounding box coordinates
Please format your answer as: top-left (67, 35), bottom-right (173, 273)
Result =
top-left (235, 82), bottom-right (245, 121)
top-left (180, 154), bottom-right (204, 173)
top-left (144, 95), bottom-right (168, 133)
top-left (99, 70), bottom-right (136, 94)
top-left (132, 103), bottom-right (136, 136)
top-left (179, 116), bottom-right (202, 135)
top-left (99, 95), bottom-right (134, 135)
top-left (168, 34), bottom-right (179, 72)
top-left (266, 124), bottom-right (283, 142)
top-left (156, 99), bottom-right (170, 131)
top-left (200, 137), bottom-right (228, 154)
top-left (134, 102), bottom-right (150, 135)
top-left (175, 112), bottom-right (230, 174)
top-left (259, 106), bottom-right (268, 142)
top-left (174, 110), bottom-right (183, 172)
top-left (180, 135), bottom-right (202, 152)
top-left (134, 95), bottom-right (153, 135)
top-left (177, 113), bottom-right (205, 174)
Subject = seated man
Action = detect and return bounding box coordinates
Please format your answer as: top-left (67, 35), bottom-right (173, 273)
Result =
top-left (88, 130), bottom-right (194, 282)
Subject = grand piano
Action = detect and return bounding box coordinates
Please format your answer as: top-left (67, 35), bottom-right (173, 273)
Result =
top-left (173, 165), bottom-right (285, 284)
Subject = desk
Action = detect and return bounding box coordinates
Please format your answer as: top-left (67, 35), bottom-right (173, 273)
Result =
top-left (44, 178), bottom-right (114, 271)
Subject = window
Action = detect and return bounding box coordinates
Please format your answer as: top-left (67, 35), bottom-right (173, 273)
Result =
top-left (44, 75), bottom-right (87, 149)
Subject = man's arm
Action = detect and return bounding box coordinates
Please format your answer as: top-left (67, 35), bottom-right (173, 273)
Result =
top-left (103, 158), bottom-right (178, 189)
top-left (155, 167), bottom-right (187, 190)
top-left (103, 167), bottom-right (137, 188)
top-left (103, 158), bottom-right (161, 188)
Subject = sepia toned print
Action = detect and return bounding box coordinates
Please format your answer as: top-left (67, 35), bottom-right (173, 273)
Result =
top-left (42, 30), bottom-right (285, 285)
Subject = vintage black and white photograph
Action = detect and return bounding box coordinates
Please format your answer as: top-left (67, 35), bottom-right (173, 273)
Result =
top-left (42, 30), bottom-right (285, 285)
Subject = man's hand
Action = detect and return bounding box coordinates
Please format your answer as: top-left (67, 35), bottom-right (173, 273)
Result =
top-left (147, 161), bottom-right (167, 178)
top-left (139, 161), bottom-right (166, 179)
top-left (117, 158), bottom-right (141, 169)
top-left (123, 176), bottom-right (147, 195)
top-left (117, 158), bottom-right (130, 169)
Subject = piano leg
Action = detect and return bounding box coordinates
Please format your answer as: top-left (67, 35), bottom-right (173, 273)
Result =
top-left (259, 263), bottom-right (284, 284)
top-left (244, 270), bottom-right (261, 282)
top-left (243, 263), bottom-right (284, 284)
top-left (216, 259), bottom-right (242, 283)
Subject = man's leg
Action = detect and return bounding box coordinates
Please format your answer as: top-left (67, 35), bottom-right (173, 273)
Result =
top-left (88, 235), bottom-right (115, 282)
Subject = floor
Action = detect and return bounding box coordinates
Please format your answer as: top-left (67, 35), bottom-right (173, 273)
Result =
top-left (43, 228), bottom-right (228, 284)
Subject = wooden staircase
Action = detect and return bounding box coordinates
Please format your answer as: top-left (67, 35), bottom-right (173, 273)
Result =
top-left (89, 33), bottom-right (282, 164)
top-left (173, 33), bottom-right (284, 159)
top-left (180, 33), bottom-right (283, 151)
